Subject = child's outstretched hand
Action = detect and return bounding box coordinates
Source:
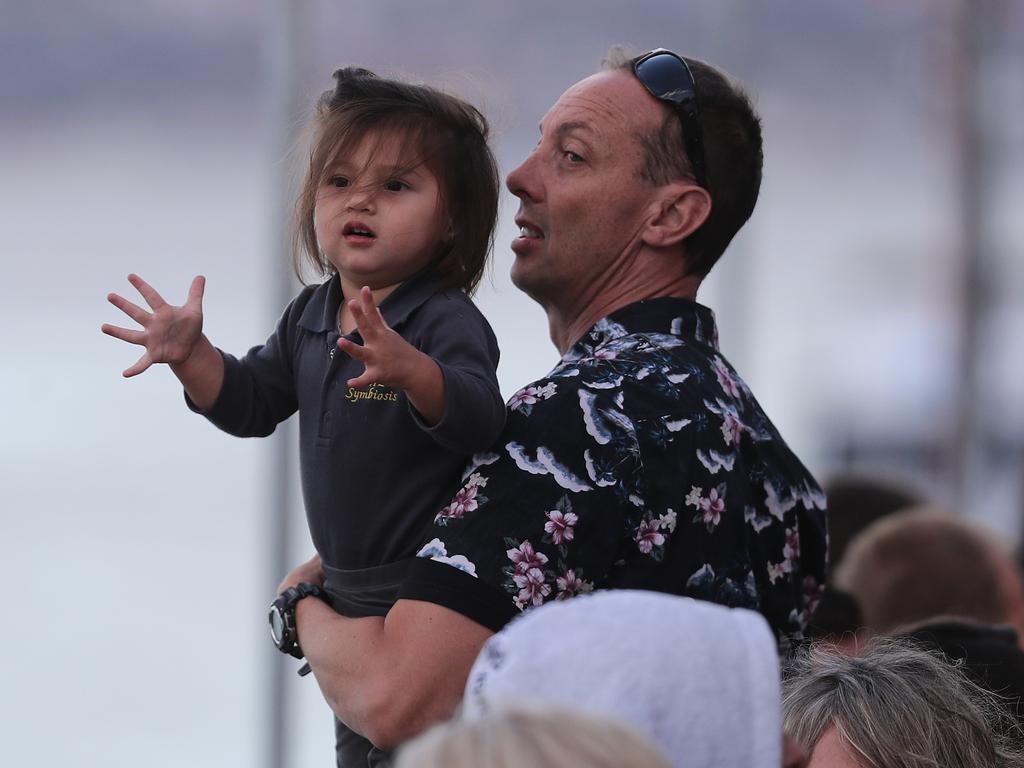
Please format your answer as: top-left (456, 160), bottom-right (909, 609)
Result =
top-left (337, 286), bottom-right (422, 390)
top-left (102, 274), bottom-right (205, 377)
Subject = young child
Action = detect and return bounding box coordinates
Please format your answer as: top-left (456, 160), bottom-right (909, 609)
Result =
top-left (101, 68), bottom-right (505, 758)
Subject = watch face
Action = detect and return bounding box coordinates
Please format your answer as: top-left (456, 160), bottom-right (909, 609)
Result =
top-left (269, 607), bottom-right (285, 645)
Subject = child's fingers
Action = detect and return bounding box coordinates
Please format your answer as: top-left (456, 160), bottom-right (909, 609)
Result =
top-left (128, 273), bottom-right (167, 311)
top-left (358, 286), bottom-right (387, 329)
top-left (337, 337), bottom-right (366, 360)
top-left (186, 275), bottom-right (206, 307)
top-left (107, 293), bottom-right (151, 326)
top-left (101, 323), bottom-right (145, 345)
top-left (347, 369), bottom-right (375, 389)
top-left (122, 352), bottom-right (153, 377)
top-left (348, 298), bottom-right (367, 327)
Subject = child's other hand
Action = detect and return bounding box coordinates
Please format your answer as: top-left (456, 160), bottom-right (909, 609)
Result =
top-left (102, 274), bottom-right (205, 377)
top-left (277, 552), bottom-right (324, 594)
top-left (338, 286), bottom-right (422, 391)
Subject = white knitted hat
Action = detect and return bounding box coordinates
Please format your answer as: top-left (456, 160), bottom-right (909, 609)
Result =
top-left (463, 590), bottom-right (782, 768)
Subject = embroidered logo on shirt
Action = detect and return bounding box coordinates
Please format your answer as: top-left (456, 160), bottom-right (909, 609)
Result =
top-left (346, 383), bottom-right (399, 404)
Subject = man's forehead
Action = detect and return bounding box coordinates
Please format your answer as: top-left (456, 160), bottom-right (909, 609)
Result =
top-left (539, 70), bottom-right (660, 137)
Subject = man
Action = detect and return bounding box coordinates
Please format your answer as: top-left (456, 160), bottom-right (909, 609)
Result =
top-left (277, 48), bottom-right (827, 758)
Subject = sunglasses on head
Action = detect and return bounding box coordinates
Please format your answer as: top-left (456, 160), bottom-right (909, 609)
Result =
top-left (632, 48), bottom-right (708, 190)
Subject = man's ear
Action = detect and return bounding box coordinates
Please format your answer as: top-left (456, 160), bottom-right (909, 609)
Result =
top-left (641, 183), bottom-right (712, 249)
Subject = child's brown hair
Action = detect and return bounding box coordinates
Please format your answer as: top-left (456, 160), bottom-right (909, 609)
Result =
top-left (294, 67), bottom-right (500, 295)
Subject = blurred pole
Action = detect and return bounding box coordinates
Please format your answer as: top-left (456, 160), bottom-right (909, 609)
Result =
top-left (702, 0), bottom-right (754, 367)
top-left (265, 2), bottom-right (307, 767)
top-left (949, 0), bottom-right (991, 511)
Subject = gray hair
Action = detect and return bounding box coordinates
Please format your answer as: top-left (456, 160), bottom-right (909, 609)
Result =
top-left (783, 639), bottom-right (1024, 768)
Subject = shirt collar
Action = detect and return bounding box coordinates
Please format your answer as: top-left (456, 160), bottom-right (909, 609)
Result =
top-left (296, 268), bottom-right (444, 335)
top-left (567, 297), bottom-right (720, 359)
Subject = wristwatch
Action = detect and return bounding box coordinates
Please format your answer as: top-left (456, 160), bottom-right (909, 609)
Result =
top-left (269, 582), bottom-right (328, 660)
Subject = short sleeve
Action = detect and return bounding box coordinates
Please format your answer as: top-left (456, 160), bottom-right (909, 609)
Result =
top-left (397, 374), bottom-right (639, 631)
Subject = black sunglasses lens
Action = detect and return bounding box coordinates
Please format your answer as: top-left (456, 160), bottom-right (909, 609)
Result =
top-left (635, 53), bottom-right (692, 102)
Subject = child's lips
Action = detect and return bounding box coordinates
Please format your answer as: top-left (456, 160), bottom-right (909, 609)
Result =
top-left (342, 221), bottom-right (377, 245)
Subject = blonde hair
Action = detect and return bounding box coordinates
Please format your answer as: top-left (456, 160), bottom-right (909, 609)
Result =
top-left (395, 706), bottom-right (671, 768)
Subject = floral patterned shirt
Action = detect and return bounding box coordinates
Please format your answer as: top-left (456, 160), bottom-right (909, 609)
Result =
top-left (397, 297), bottom-right (828, 643)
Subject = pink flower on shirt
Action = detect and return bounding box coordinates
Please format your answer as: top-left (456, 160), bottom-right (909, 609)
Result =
top-left (513, 567), bottom-right (551, 606)
top-left (440, 484), bottom-right (479, 520)
top-left (555, 569), bottom-right (593, 599)
top-left (636, 519), bottom-right (666, 554)
top-left (507, 540), bottom-right (549, 573)
top-left (713, 356), bottom-right (742, 399)
top-left (700, 487), bottom-right (725, 528)
top-left (544, 509), bottom-right (578, 545)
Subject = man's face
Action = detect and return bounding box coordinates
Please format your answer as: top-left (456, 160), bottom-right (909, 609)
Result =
top-left (506, 70), bottom-right (664, 309)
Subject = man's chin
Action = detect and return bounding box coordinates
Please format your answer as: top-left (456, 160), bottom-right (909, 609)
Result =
top-left (510, 261), bottom-right (555, 308)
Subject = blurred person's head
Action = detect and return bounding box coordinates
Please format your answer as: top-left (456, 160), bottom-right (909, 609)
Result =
top-left (463, 590), bottom-right (803, 768)
top-left (394, 705), bottom-right (671, 768)
top-left (294, 67), bottom-right (500, 294)
top-left (783, 638), bottom-right (1024, 767)
top-left (835, 507), bottom-right (1024, 640)
top-left (505, 47), bottom-right (761, 320)
top-left (807, 587), bottom-right (866, 656)
top-left (822, 473), bottom-right (921, 573)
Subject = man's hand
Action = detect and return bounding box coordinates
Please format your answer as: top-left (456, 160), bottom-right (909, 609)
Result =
top-left (277, 552), bottom-right (325, 595)
top-left (338, 286), bottom-right (445, 424)
top-left (102, 274), bottom-right (205, 377)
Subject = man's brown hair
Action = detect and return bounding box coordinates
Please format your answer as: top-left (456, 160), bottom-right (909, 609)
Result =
top-left (605, 49), bottom-right (763, 278)
top-left (294, 68), bottom-right (500, 295)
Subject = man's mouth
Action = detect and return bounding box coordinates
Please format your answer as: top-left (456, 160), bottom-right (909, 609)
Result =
top-left (515, 218), bottom-right (544, 240)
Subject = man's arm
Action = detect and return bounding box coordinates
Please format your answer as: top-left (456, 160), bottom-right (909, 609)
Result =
top-left (294, 597), bottom-right (493, 749)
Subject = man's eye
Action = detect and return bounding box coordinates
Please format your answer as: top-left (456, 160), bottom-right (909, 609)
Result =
top-left (384, 179), bottom-right (408, 192)
top-left (563, 150), bottom-right (584, 163)
top-left (329, 176), bottom-right (350, 188)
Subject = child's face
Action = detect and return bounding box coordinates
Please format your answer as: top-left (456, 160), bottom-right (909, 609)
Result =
top-left (314, 133), bottom-right (446, 291)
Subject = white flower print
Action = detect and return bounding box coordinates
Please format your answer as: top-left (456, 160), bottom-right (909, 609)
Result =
top-left (544, 508), bottom-right (578, 545)
top-left (509, 382), bottom-right (557, 411)
top-left (466, 472), bottom-right (488, 489)
top-left (658, 509), bottom-right (678, 533)
top-left (767, 559), bottom-right (792, 584)
top-left (685, 486), bottom-right (704, 508)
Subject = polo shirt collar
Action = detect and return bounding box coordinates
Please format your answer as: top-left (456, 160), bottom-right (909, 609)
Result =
top-left (569, 297), bottom-right (720, 358)
top-left (296, 268), bottom-right (444, 335)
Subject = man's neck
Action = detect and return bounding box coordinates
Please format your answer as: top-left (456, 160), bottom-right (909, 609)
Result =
top-left (547, 271), bottom-right (703, 355)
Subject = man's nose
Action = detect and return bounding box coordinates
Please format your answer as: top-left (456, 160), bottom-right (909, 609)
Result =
top-left (506, 151), bottom-right (540, 202)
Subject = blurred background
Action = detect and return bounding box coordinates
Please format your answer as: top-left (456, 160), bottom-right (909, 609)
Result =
top-left (2, 0), bottom-right (1022, 765)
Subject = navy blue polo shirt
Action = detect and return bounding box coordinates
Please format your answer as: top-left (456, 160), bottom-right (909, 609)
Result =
top-left (189, 271), bottom-right (505, 570)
